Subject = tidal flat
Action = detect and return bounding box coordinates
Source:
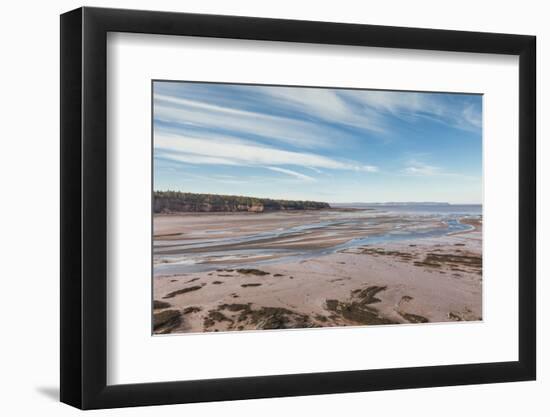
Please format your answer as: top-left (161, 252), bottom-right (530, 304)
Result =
top-left (152, 207), bottom-right (482, 334)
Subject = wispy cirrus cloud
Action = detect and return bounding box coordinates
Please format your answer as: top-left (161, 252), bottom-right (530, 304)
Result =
top-left (251, 86), bottom-right (386, 133)
top-left (154, 84), bottom-right (481, 159)
top-left (402, 159), bottom-right (477, 180)
top-left (266, 166), bottom-right (316, 182)
top-left (403, 160), bottom-right (441, 176)
top-left (155, 132), bottom-right (377, 177)
top-left (339, 90), bottom-right (482, 132)
top-left (462, 104), bottom-right (482, 129)
top-left (153, 81), bottom-right (482, 202)
top-left (155, 93), bottom-right (358, 149)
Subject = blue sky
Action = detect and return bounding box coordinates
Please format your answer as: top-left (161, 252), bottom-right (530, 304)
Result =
top-left (153, 81), bottom-right (482, 204)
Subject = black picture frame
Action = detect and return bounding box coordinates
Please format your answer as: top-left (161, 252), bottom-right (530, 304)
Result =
top-left (60, 6), bottom-right (536, 410)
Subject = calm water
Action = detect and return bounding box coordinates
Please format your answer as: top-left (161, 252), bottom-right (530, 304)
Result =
top-left (154, 204), bottom-right (482, 275)
top-left (333, 203), bottom-right (482, 215)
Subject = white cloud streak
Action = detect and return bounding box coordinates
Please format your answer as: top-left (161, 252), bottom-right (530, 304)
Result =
top-left (155, 132), bottom-right (377, 173)
top-left (402, 160), bottom-right (477, 180)
top-left (266, 166), bottom-right (315, 182)
top-left (339, 90), bottom-right (482, 132)
top-left (155, 94), bottom-right (350, 149)
top-left (255, 87), bottom-right (386, 133)
top-left (403, 162), bottom-right (440, 176)
top-left (462, 104), bottom-right (482, 129)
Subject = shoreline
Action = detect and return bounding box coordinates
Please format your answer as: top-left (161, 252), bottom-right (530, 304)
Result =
top-left (153, 206), bottom-right (366, 220)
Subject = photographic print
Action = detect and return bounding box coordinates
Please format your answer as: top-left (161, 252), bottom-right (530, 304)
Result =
top-left (152, 81), bottom-right (482, 335)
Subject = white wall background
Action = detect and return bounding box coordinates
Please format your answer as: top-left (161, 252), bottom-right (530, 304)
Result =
top-left (0, 0), bottom-right (545, 415)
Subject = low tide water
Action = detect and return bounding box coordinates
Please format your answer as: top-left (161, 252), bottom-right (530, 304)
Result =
top-left (154, 204), bottom-right (481, 275)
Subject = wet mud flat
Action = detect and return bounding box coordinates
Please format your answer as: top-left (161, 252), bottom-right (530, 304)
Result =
top-left (153, 210), bottom-right (482, 334)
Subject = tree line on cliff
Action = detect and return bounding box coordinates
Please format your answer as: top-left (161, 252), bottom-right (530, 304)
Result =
top-left (153, 191), bottom-right (331, 213)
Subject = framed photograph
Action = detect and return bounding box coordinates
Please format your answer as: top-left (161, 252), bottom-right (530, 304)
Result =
top-left (60, 7), bottom-right (536, 409)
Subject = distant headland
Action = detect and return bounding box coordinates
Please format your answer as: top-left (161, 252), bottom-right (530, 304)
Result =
top-left (153, 191), bottom-right (331, 213)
